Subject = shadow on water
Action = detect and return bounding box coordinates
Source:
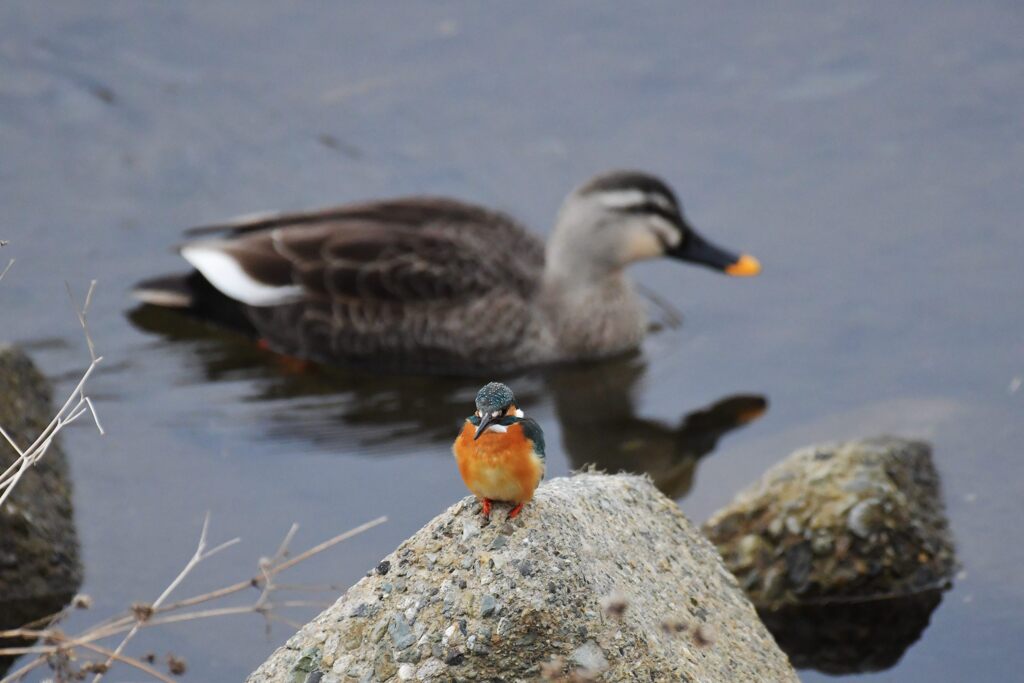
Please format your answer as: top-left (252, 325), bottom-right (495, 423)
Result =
top-left (760, 590), bottom-right (945, 675)
top-left (128, 305), bottom-right (766, 496)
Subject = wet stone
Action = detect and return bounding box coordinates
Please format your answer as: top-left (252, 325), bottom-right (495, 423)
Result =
top-left (704, 437), bottom-right (957, 607)
top-left (247, 474), bottom-right (797, 682)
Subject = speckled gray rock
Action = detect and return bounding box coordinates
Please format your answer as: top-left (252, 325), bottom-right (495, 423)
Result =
top-left (0, 345), bottom-right (83, 675)
top-left (703, 436), bottom-right (955, 608)
top-left (247, 473), bottom-right (796, 682)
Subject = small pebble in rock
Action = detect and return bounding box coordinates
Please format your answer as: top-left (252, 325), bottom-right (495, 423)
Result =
top-left (416, 658), bottom-right (447, 680)
top-left (480, 594), bottom-right (499, 617)
top-left (397, 663), bottom-right (416, 680)
top-left (376, 560), bottom-right (391, 576)
top-left (462, 520), bottom-right (480, 541)
top-left (389, 614), bottom-right (416, 650)
top-left (570, 640), bottom-right (609, 672)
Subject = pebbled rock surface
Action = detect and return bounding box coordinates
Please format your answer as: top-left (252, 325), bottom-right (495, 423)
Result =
top-left (703, 436), bottom-right (955, 608)
top-left (247, 473), bottom-right (796, 682)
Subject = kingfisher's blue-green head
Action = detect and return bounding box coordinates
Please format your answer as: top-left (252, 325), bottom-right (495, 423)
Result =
top-left (475, 382), bottom-right (515, 416)
top-left (472, 382), bottom-right (521, 440)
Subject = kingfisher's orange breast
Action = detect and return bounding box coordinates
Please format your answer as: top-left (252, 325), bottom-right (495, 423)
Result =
top-left (453, 421), bottom-right (544, 504)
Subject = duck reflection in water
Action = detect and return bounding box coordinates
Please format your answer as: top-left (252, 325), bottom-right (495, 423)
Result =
top-left (545, 355), bottom-right (766, 499)
top-left (128, 306), bottom-right (765, 499)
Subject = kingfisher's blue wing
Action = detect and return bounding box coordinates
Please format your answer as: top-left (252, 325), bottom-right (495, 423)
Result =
top-left (518, 417), bottom-right (546, 463)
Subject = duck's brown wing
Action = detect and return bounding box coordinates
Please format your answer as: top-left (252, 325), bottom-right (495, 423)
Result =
top-left (180, 197), bottom-right (547, 373)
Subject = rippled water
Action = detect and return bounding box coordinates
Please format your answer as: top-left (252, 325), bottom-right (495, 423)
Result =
top-left (2, 3), bottom-right (1022, 681)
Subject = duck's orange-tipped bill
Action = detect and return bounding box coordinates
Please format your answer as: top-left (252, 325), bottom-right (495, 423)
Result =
top-left (725, 254), bottom-right (761, 277)
top-left (666, 229), bottom-right (760, 277)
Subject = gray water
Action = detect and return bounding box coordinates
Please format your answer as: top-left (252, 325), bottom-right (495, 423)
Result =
top-left (2, 2), bottom-right (1023, 680)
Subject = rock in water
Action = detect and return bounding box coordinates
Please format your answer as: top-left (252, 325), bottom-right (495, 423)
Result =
top-left (0, 345), bottom-right (83, 675)
top-left (247, 473), bottom-right (797, 682)
top-left (703, 436), bottom-right (956, 606)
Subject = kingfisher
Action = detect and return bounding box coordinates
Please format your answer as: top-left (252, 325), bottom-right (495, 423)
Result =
top-left (453, 382), bottom-right (546, 519)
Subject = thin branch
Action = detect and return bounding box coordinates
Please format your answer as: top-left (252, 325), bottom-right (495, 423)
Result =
top-left (1, 280), bottom-right (104, 512)
top-left (0, 355), bottom-right (104, 508)
top-left (75, 641), bottom-right (177, 683)
top-left (0, 258), bottom-right (13, 282)
top-left (84, 397), bottom-right (105, 435)
top-left (274, 516), bottom-right (386, 574)
top-left (4, 515), bottom-right (387, 682)
top-left (91, 512), bottom-right (238, 683)
top-left (65, 280), bottom-right (98, 363)
top-left (0, 652), bottom-right (47, 682)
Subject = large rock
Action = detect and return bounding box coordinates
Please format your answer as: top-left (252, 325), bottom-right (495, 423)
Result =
top-left (703, 436), bottom-right (955, 608)
top-left (248, 473), bottom-right (797, 682)
top-left (0, 345), bottom-right (83, 675)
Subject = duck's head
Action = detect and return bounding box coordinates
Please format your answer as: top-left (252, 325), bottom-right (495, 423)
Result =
top-left (473, 381), bottom-right (522, 440)
top-left (548, 170), bottom-right (760, 279)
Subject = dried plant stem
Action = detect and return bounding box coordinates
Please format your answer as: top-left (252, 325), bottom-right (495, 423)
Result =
top-left (91, 513), bottom-right (240, 683)
top-left (87, 514), bottom-right (386, 640)
top-left (0, 281), bottom-right (104, 510)
top-left (0, 355), bottom-right (103, 508)
top-left (0, 515), bottom-right (387, 683)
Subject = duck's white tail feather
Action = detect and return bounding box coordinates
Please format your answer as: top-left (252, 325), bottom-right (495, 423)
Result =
top-left (132, 274), bottom-right (194, 308)
top-left (180, 242), bottom-right (303, 307)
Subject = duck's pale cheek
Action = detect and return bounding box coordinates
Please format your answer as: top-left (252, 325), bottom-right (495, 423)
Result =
top-left (623, 229), bottom-right (666, 263)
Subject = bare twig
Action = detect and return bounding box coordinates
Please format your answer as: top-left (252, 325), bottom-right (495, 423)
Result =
top-left (0, 515), bottom-right (387, 683)
top-left (0, 258), bottom-right (13, 282)
top-left (65, 280), bottom-right (98, 362)
top-left (91, 512), bottom-right (239, 683)
top-left (0, 281), bottom-right (104, 510)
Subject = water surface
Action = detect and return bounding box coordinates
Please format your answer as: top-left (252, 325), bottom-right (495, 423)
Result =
top-left (2, 3), bottom-right (1022, 680)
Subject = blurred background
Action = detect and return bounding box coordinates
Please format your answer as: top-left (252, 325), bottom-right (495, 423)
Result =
top-left (1, 2), bottom-right (1022, 681)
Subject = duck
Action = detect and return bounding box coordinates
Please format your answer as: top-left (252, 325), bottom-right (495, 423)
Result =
top-left (133, 170), bottom-right (760, 375)
top-left (453, 381), bottom-right (545, 519)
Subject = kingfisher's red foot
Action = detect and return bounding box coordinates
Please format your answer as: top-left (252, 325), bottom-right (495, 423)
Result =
top-left (481, 499), bottom-right (493, 518)
top-left (507, 503), bottom-right (524, 519)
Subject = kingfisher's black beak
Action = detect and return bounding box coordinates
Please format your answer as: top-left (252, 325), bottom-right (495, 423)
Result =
top-left (474, 413), bottom-right (495, 440)
top-left (667, 227), bottom-right (760, 277)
